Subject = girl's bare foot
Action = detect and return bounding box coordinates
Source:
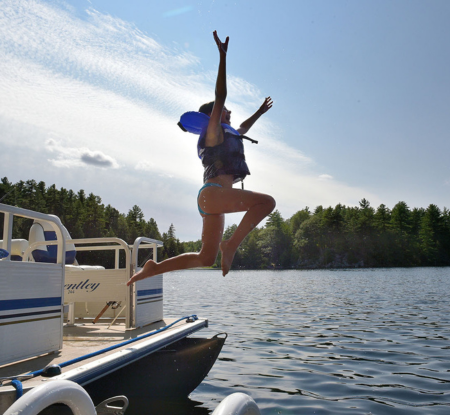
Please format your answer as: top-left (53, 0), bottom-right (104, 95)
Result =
top-left (127, 260), bottom-right (157, 286)
top-left (220, 240), bottom-right (236, 277)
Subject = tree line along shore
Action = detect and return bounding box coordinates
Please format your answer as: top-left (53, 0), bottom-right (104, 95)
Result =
top-left (1, 177), bottom-right (450, 269)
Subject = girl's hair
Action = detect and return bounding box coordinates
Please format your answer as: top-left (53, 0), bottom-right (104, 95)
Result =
top-left (199, 101), bottom-right (215, 115)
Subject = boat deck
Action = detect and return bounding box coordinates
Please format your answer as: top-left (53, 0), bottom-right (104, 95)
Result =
top-left (0, 317), bottom-right (207, 403)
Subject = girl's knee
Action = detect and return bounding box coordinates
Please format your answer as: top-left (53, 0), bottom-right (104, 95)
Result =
top-left (264, 195), bottom-right (276, 212)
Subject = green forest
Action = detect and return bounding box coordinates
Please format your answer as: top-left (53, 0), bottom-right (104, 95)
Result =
top-left (2, 177), bottom-right (450, 269)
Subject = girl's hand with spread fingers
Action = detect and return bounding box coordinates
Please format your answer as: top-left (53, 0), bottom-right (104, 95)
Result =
top-left (213, 30), bottom-right (229, 56)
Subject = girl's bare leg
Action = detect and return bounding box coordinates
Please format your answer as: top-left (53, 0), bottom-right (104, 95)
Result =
top-left (127, 214), bottom-right (224, 285)
top-left (199, 186), bottom-right (276, 276)
top-left (220, 200), bottom-right (275, 275)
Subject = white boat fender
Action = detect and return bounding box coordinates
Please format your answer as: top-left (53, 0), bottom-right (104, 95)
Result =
top-left (3, 380), bottom-right (129, 415)
top-left (212, 392), bottom-right (261, 415)
top-left (3, 380), bottom-right (96, 415)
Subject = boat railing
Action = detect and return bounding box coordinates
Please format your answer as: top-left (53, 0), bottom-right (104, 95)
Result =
top-left (131, 236), bottom-right (162, 272)
top-left (0, 203), bottom-right (67, 366)
top-left (75, 237), bottom-right (130, 270)
top-left (1, 202), bottom-right (165, 363)
top-left (129, 237), bottom-right (164, 328)
top-left (22, 237), bottom-right (134, 326)
top-left (60, 236), bottom-right (163, 329)
top-left (1, 203), bottom-right (66, 264)
top-left (24, 237), bottom-right (131, 269)
top-left (20, 232), bottom-right (164, 329)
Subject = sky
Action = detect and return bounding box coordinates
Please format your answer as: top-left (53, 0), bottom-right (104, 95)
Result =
top-left (1, 0), bottom-right (449, 241)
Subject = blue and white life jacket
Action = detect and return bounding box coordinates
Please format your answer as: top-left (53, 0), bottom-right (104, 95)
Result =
top-left (178, 112), bottom-right (257, 183)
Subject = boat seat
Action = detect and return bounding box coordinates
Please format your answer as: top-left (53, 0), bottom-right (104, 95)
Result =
top-left (0, 239), bottom-right (29, 261)
top-left (28, 218), bottom-right (106, 270)
top-left (29, 217), bottom-right (77, 264)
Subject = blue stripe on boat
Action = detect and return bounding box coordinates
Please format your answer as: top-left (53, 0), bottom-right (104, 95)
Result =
top-left (0, 297), bottom-right (61, 311)
top-left (137, 288), bottom-right (163, 297)
top-left (137, 295), bottom-right (163, 302)
top-left (0, 308), bottom-right (61, 320)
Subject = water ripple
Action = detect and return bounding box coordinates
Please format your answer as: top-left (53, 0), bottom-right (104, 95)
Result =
top-left (158, 267), bottom-right (450, 414)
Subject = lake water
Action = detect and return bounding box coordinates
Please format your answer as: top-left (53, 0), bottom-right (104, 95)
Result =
top-left (140, 268), bottom-right (450, 414)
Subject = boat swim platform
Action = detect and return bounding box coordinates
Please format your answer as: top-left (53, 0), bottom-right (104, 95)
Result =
top-left (0, 317), bottom-right (208, 395)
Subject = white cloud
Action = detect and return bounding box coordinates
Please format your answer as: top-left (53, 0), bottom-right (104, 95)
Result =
top-left (319, 174), bottom-right (333, 181)
top-left (80, 150), bottom-right (118, 168)
top-left (45, 139), bottom-right (119, 169)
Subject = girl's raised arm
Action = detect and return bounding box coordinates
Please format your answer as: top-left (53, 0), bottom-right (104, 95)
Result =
top-left (205, 31), bottom-right (229, 147)
top-left (237, 97), bottom-right (273, 135)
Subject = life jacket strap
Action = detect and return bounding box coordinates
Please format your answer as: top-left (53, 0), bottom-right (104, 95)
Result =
top-left (241, 135), bottom-right (258, 144)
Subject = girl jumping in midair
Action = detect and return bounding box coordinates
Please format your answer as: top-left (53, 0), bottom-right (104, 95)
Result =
top-left (128, 31), bottom-right (275, 285)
